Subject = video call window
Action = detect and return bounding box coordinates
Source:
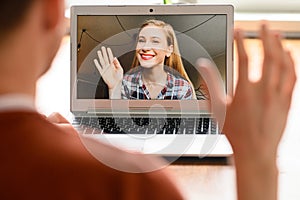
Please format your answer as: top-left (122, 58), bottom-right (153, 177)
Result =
top-left (76, 15), bottom-right (227, 100)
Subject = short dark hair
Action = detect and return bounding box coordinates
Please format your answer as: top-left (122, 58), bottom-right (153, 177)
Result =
top-left (0, 1), bottom-right (35, 38)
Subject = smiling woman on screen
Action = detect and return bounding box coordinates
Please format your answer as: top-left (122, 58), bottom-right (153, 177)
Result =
top-left (94, 19), bottom-right (197, 100)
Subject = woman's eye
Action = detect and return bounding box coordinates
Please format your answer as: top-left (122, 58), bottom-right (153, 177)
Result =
top-left (138, 39), bottom-right (145, 43)
top-left (152, 40), bottom-right (160, 44)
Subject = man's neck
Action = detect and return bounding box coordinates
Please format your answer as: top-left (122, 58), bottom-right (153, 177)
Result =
top-left (0, 33), bottom-right (37, 98)
top-left (0, 56), bottom-right (37, 97)
top-left (0, 87), bottom-right (36, 103)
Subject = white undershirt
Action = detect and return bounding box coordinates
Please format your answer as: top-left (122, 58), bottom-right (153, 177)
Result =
top-left (0, 94), bottom-right (36, 112)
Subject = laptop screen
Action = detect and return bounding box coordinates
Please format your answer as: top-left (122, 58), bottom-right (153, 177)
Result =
top-left (71, 5), bottom-right (233, 112)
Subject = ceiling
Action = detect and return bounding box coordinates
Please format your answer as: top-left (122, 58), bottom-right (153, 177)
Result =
top-left (77, 14), bottom-right (227, 71)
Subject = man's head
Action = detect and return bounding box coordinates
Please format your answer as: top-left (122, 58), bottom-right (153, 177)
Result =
top-left (0, 0), bottom-right (65, 96)
top-left (0, 1), bottom-right (35, 40)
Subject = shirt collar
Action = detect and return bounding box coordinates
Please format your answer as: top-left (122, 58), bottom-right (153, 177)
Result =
top-left (0, 94), bottom-right (36, 112)
top-left (137, 71), bottom-right (173, 87)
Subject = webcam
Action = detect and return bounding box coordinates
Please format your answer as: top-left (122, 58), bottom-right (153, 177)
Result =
top-left (149, 8), bottom-right (154, 13)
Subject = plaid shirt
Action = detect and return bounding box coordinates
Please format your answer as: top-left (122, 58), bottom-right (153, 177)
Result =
top-left (121, 70), bottom-right (193, 100)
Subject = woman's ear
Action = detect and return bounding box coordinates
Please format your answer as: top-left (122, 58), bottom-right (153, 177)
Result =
top-left (166, 45), bottom-right (174, 57)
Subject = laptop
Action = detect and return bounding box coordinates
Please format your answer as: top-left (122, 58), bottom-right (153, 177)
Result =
top-left (70, 4), bottom-right (234, 158)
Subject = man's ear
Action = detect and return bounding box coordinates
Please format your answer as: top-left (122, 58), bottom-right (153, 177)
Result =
top-left (42, 0), bottom-right (65, 31)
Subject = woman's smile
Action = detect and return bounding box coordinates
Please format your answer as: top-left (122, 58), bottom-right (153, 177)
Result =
top-left (139, 53), bottom-right (155, 60)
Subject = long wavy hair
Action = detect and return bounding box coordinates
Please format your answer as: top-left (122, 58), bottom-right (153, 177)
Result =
top-left (131, 19), bottom-right (196, 99)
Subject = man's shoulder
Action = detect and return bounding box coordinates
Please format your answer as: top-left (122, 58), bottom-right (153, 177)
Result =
top-left (0, 111), bottom-right (183, 199)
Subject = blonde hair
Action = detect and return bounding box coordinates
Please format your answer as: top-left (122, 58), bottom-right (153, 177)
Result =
top-left (131, 19), bottom-right (196, 99)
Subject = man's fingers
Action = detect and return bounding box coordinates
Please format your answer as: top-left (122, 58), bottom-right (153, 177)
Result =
top-left (196, 58), bottom-right (226, 103)
top-left (47, 113), bottom-right (78, 135)
top-left (47, 112), bottom-right (70, 124)
top-left (269, 33), bottom-right (284, 88)
top-left (261, 23), bottom-right (272, 64)
top-left (57, 124), bottom-right (78, 135)
top-left (261, 23), bottom-right (278, 86)
top-left (196, 58), bottom-right (227, 127)
top-left (235, 29), bottom-right (249, 84)
top-left (279, 51), bottom-right (297, 97)
top-left (259, 24), bottom-right (295, 98)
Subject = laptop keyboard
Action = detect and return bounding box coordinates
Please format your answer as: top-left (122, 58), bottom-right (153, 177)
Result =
top-left (72, 117), bottom-right (219, 135)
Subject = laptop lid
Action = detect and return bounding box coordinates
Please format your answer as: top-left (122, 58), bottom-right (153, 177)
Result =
top-left (70, 4), bottom-right (233, 115)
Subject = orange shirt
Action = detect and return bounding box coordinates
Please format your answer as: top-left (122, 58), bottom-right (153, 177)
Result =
top-left (0, 111), bottom-right (183, 199)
